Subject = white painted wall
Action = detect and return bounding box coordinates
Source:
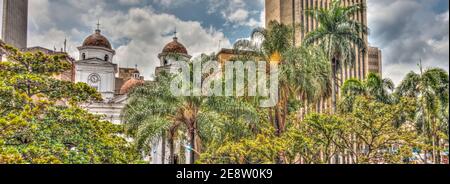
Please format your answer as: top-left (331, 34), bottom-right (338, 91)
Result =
top-left (159, 54), bottom-right (190, 67)
top-left (75, 63), bottom-right (116, 100)
top-left (79, 48), bottom-right (114, 62)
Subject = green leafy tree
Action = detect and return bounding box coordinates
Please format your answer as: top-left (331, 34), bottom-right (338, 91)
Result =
top-left (286, 97), bottom-right (419, 164)
top-left (340, 97), bottom-right (418, 164)
top-left (287, 113), bottom-right (346, 164)
top-left (198, 128), bottom-right (287, 164)
top-left (202, 96), bottom-right (421, 164)
top-left (0, 44), bottom-right (140, 164)
top-left (396, 65), bottom-right (449, 164)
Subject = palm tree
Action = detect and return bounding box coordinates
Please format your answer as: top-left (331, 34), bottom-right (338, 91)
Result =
top-left (365, 73), bottom-right (395, 104)
top-left (122, 72), bottom-right (181, 164)
top-left (123, 57), bottom-right (259, 164)
top-left (234, 21), bottom-right (332, 138)
top-left (123, 72), bottom-right (205, 164)
top-left (340, 73), bottom-right (394, 113)
top-left (339, 78), bottom-right (365, 113)
top-left (234, 21), bottom-right (292, 64)
top-left (303, 0), bottom-right (369, 113)
top-left (396, 64), bottom-right (449, 164)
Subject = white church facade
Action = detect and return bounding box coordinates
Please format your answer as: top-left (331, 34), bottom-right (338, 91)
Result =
top-left (74, 26), bottom-right (193, 164)
top-left (75, 28), bottom-right (117, 100)
top-left (73, 26), bottom-right (144, 125)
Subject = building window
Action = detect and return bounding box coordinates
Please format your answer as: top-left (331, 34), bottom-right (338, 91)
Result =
top-left (104, 55), bottom-right (109, 61)
top-left (82, 53), bottom-right (86, 60)
top-left (164, 59), bottom-right (169, 66)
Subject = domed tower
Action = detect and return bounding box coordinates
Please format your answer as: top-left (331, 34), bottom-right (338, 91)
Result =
top-left (74, 24), bottom-right (117, 101)
top-left (79, 27), bottom-right (115, 62)
top-left (156, 31), bottom-right (192, 76)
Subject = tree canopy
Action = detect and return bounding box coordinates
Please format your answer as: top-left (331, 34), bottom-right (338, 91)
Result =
top-left (0, 44), bottom-right (141, 164)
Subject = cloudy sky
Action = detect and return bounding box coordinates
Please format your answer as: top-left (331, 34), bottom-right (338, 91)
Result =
top-left (0, 0), bottom-right (448, 85)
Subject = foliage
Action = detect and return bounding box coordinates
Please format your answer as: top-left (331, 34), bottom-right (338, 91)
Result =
top-left (395, 67), bottom-right (449, 163)
top-left (0, 44), bottom-right (140, 164)
top-left (202, 96), bottom-right (421, 164)
top-left (284, 113), bottom-right (345, 164)
top-left (198, 128), bottom-right (287, 164)
top-left (340, 97), bottom-right (418, 164)
top-left (339, 73), bottom-right (395, 113)
top-left (234, 21), bottom-right (332, 138)
top-left (303, 0), bottom-right (369, 112)
top-left (123, 64), bottom-right (260, 164)
top-left (303, 0), bottom-right (368, 64)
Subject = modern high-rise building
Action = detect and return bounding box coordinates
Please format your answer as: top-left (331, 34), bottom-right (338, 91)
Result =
top-left (368, 46), bottom-right (382, 76)
top-left (266, 0), bottom-right (369, 81)
top-left (2, 0), bottom-right (28, 49)
top-left (266, 0), bottom-right (381, 114)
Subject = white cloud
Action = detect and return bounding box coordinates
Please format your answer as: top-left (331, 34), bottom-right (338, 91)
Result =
top-left (260, 5), bottom-right (266, 28)
top-left (228, 9), bottom-right (249, 23)
top-left (216, 0), bottom-right (264, 28)
top-left (27, 1), bottom-right (231, 80)
top-left (151, 0), bottom-right (194, 8)
top-left (28, 0), bottom-right (52, 31)
top-left (438, 10), bottom-right (449, 22)
top-left (118, 0), bottom-right (142, 5)
top-left (367, 0), bottom-right (449, 85)
top-left (102, 7), bottom-right (231, 78)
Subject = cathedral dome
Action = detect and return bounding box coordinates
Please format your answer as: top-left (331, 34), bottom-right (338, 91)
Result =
top-left (162, 37), bottom-right (188, 55)
top-left (120, 78), bottom-right (144, 94)
top-left (82, 29), bottom-right (112, 49)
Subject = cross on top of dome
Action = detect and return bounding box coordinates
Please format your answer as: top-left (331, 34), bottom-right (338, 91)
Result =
top-left (95, 19), bottom-right (103, 34)
top-left (161, 28), bottom-right (188, 55)
top-left (81, 20), bottom-right (112, 49)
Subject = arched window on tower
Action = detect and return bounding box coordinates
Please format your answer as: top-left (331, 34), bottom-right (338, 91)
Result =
top-left (164, 59), bottom-right (168, 66)
top-left (82, 53), bottom-right (86, 60)
top-left (133, 72), bottom-right (140, 79)
top-left (104, 55), bottom-right (109, 62)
